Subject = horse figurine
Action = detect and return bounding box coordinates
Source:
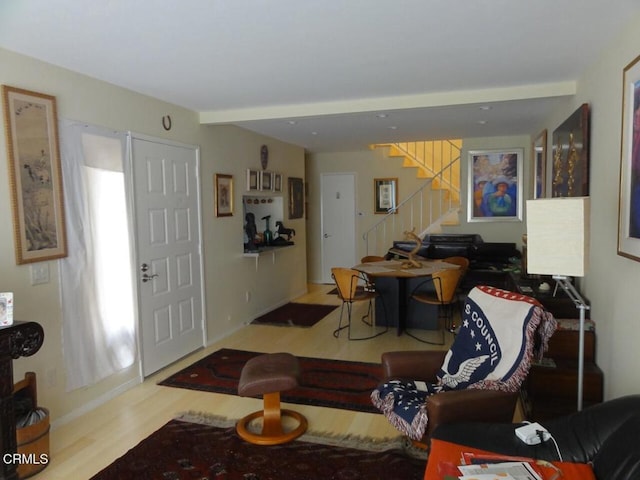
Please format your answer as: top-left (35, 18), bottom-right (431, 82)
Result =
top-left (275, 221), bottom-right (296, 240)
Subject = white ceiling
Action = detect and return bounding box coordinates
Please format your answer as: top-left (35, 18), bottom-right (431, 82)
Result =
top-left (1, 1), bottom-right (639, 153)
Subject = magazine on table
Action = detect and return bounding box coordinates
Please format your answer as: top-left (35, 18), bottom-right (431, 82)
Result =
top-left (457, 461), bottom-right (542, 480)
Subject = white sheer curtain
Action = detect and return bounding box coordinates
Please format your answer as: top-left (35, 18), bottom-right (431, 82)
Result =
top-left (59, 120), bottom-right (136, 391)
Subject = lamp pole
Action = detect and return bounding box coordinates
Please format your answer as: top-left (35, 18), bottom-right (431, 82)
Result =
top-left (553, 275), bottom-right (590, 411)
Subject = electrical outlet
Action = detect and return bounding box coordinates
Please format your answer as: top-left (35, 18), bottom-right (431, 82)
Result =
top-left (30, 263), bottom-right (50, 285)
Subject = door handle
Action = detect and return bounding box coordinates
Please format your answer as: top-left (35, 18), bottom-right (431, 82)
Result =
top-left (142, 273), bottom-right (159, 283)
top-left (323, 233), bottom-right (332, 238)
top-left (140, 263), bottom-right (149, 272)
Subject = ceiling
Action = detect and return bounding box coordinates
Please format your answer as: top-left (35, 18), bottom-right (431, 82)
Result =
top-left (1, 1), bottom-right (639, 153)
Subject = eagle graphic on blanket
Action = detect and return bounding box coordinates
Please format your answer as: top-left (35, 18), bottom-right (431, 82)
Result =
top-left (371, 286), bottom-right (556, 440)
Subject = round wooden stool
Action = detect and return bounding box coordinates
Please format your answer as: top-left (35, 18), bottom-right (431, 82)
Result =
top-left (236, 352), bottom-right (308, 445)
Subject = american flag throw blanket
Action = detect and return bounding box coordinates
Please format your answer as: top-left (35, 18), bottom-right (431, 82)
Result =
top-left (371, 286), bottom-right (556, 440)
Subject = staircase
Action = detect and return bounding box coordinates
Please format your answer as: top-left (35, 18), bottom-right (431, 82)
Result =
top-left (364, 140), bottom-right (462, 256)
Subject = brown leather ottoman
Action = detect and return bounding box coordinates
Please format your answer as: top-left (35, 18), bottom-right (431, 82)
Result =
top-left (236, 352), bottom-right (308, 445)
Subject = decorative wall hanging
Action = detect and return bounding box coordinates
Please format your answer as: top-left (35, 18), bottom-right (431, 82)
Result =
top-left (246, 169), bottom-right (260, 191)
top-left (260, 171), bottom-right (272, 191)
top-left (273, 173), bottom-right (283, 193)
top-left (467, 148), bottom-right (523, 222)
top-left (288, 177), bottom-right (304, 219)
top-left (532, 129), bottom-right (547, 199)
top-left (374, 178), bottom-right (398, 214)
top-left (551, 103), bottom-right (590, 197)
top-left (617, 54), bottom-right (640, 261)
top-left (2, 85), bottom-right (68, 264)
top-left (214, 173), bottom-right (233, 217)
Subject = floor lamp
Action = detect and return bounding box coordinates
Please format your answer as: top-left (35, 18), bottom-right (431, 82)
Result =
top-left (526, 197), bottom-right (590, 411)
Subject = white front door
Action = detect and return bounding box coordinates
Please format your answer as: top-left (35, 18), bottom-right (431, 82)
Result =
top-left (320, 172), bottom-right (357, 283)
top-left (131, 135), bottom-right (205, 376)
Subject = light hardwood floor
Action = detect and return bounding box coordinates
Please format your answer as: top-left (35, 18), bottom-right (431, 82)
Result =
top-left (43, 284), bottom-right (453, 479)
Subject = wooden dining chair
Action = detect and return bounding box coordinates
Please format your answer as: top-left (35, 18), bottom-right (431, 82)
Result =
top-left (331, 267), bottom-right (388, 340)
top-left (442, 256), bottom-right (470, 330)
top-left (406, 267), bottom-right (463, 344)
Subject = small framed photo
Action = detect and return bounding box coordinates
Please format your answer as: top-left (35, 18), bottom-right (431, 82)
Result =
top-left (246, 169), bottom-right (260, 191)
top-left (0, 292), bottom-right (13, 326)
top-left (374, 178), bottom-right (398, 214)
top-left (468, 148), bottom-right (523, 222)
top-left (273, 173), bottom-right (283, 192)
top-left (260, 171), bottom-right (272, 191)
top-left (288, 177), bottom-right (304, 219)
top-left (215, 173), bottom-right (233, 217)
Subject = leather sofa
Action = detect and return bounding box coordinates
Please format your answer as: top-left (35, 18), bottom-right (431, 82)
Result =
top-left (430, 395), bottom-right (640, 480)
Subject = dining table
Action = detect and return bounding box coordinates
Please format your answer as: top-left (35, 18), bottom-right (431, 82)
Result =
top-left (352, 259), bottom-right (460, 336)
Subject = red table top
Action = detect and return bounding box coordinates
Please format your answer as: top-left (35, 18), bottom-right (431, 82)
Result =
top-left (424, 438), bottom-right (596, 480)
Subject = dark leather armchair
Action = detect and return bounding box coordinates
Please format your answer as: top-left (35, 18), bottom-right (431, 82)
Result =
top-left (381, 350), bottom-right (518, 441)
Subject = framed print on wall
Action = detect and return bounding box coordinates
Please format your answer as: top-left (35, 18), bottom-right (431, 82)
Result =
top-left (617, 54), bottom-right (640, 261)
top-left (260, 170), bottom-right (272, 191)
top-left (214, 173), bottom-right (233, 217)
top-left (467, 148), bottom-right (523, 222)
top-left (2, 85), bottom-right (68, 264)
top-left (374, 178), bottom-right (398, 214)
top-left (532, 129), bottom-right (547, 199)
top-left (551, 103), bottom-right (590, 198)
top-left (288, 177), bottom-right (304, 219)
top-left (273, 173), bottom-right (283, 192)
top-left (246, 168), bottom-right (260, 191)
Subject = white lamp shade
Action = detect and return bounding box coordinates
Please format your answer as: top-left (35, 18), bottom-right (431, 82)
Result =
top-left (526, 197), bottom-right (590, 277)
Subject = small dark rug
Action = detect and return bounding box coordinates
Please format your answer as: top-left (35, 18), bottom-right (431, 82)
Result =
top-left (90, 419), bottom-right (426, 480)
top-left (159, 348), bottom-right (382, 413)
top-left (251, 302), bottom-right (338, 327)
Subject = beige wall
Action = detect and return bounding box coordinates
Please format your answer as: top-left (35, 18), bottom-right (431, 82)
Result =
top-left (0, 48), bottom-right (306, 424)
top-left (547, 11), bottom-right (640, 399)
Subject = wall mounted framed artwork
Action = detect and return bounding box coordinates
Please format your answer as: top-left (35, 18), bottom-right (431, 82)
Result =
top-left (273, 173), bottom-right (283, 193)
top-left (467, 148), bottom-right (523, 222)
top-left (532, 129), bottom-right (547, 199)
top-left (288, 177), bottom-right (304, 219)
top-left (260, 170), bottom-right (272, 191)
top-left (617, 54), bottom-right (640, 261)
top-left (246, 168), bottom-right (260, 191)
top-left (2, 85), bottom-right (68, 264)
top-left (551, 103), bottom-right (590, 198)
top-left (374, 177), bottom-right (398, 214)
top-left (214, 173), bottom-right (233, 217)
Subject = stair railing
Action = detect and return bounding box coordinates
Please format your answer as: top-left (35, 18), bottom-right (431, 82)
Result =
top-left (363, 155), bottom-right (461, 256)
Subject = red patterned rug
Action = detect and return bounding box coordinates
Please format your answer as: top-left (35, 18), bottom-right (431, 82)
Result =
top-left (159, 348), bottom-right (382, 414)
top-left (90, 418), bottom-right (426, 479)
top-left (250, 302), bottom-right (338, 327)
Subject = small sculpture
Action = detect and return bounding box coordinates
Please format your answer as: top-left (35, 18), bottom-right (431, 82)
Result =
top-left (401, 227), bottom-right (422, 269)
top-left (275, 221), bottom-right (296, 241)
top-left (245, 212), bottom-right (258, 252)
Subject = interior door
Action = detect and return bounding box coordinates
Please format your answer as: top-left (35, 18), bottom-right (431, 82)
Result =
top-left (131, 135), bottom-right (205, 376)
top-left (321, 172), bottom-right (357, 283)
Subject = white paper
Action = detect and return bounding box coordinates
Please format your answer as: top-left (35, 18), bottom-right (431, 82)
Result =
top-left (0, 292), bottom-right (13, 326)
top-left (457, 462), bottom-right (542, 480)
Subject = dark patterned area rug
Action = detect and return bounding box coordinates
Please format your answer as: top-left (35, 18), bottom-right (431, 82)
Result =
top-left (90, 419), bottom-right (427, 480)
top-left (159, 348), bottom-right (382, 413)
top-left (250, 302), bottom-right (338, 327)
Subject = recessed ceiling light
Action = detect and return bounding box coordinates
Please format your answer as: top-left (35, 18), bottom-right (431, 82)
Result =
top-left (388, 126), bottom-right (398, 130)
top-left (287, 120), bottom-right (297, 125)
top-left (479, 105), bottom-right (492, 111)
top-left (477, 120), bottom-right (488, 125)
top-left (311, 131), bottom-right (318, 136)
top-left (376, 113), bottom-right (388, 119)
